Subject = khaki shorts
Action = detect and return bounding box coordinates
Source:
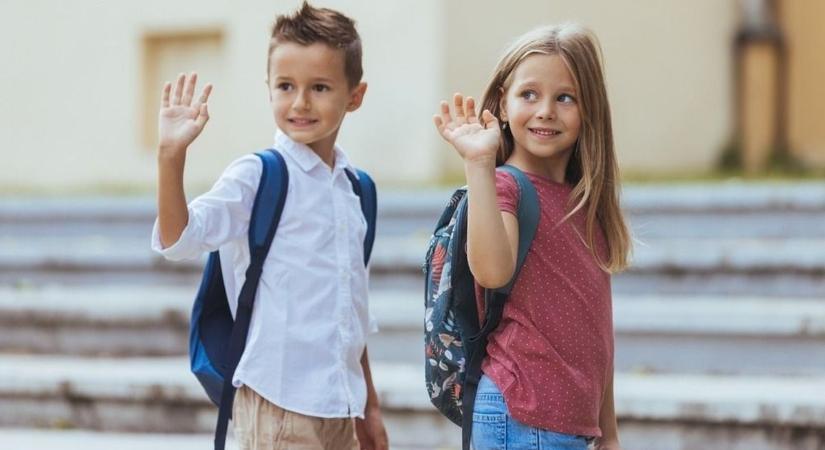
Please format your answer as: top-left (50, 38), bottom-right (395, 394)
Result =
top-left (232, 385), bottom-right (359, 450)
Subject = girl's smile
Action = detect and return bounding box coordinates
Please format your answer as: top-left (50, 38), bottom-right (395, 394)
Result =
top-left (500, 53), bottom-right (581, 182)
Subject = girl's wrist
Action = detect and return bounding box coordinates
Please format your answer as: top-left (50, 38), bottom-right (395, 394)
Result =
top-left (463, 157), bottom-right (496, 174)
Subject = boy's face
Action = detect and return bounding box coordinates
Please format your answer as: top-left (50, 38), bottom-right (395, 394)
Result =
top-left (268, 42), bottom-right (366, 154)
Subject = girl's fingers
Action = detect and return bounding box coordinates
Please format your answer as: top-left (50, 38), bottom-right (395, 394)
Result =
top-left (465, 97), bottom-right (477, 123)
top-left (433, 114), bottom-right (443, 130)
top-left (439, 100), bottom-right (452, 126)
top-left (181, 72), bottom-right (197, 106)
top-left (453, 93), bottom-right (465, 119)
top-left (172, 73), bottom-right (185, 105)
top-left (161, 82), bottom-right (171, 108)
top-left (481, 109), bottom-right (499, 129)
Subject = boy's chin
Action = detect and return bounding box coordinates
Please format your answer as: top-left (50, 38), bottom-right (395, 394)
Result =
top-left (281, 129), bottom-right (320, 143)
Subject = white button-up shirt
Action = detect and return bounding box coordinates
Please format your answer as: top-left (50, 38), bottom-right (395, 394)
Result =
top-left (151, 131), bottom-right (377, 418)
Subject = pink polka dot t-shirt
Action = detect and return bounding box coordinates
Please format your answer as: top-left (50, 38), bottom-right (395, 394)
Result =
top-left (475, 170), bottom-right (613, 438)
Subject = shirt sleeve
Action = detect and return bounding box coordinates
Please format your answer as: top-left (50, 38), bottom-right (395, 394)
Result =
top-left (495, 169), bottom-right (520, 216)
top-left (151, 154), bottom-right (263, 261)
top-left (364, 266), bottom-right (379, 334)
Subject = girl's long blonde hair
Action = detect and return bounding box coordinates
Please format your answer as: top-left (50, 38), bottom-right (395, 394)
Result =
top-left (480, 24), bottom-right (631, 273)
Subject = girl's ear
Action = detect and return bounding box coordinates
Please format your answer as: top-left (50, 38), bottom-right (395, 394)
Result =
top-left (498, 86), bottom-right (508, 121)
top-left (347, 82), bottom-right (368, 112)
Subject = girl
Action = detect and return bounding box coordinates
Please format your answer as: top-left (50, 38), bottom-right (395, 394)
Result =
top-left (433, 24), bottom-right (631, 450)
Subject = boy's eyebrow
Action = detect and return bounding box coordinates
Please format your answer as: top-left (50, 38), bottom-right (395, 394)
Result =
top-left (272, 75), bottom-right (337, 84)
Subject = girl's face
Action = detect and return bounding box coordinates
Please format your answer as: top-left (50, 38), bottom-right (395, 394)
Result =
top-left (500, 53), bottom-right (581, 178)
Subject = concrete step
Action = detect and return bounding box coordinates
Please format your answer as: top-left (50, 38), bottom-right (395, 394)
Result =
top-left (0, 428), bottom-right (432, 450)
top-left (3, 234), bottom-right (824, 277)
top-left (1, 354), bottom-right (824, 450)
top-left (0, 429), bottom-right (245, 450)
top-left (2, 285), bottom-right (824, 375)
top-left (4, 183), bottom-right (825, 224)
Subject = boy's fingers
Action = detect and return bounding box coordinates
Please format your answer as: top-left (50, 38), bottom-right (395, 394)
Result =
top-left (182, 72), bottom-right (197, 106)
top-left (453, 93), bottom-right (465, 119)
top-left (172, 73), bottom-right (185, 105)
top-left (198, 83), bottom-right (213, 105)
top-left (465, 97), bottom-right (477, 123)
top-left (195, 103), bottom-right (209, 128)
top-left (161, 82), bottom-right (171, 108)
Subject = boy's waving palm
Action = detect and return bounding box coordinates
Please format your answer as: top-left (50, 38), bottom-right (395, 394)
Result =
top-left (434, 93), bottom-right (501, 165)
top-left (159, 72), bottom-right (213, 154)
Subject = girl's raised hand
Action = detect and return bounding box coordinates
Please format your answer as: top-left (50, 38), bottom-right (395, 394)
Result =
top-left (433, 93), bottom-right (501, 165)
top-left (158, 72), bottom-right (212, 155)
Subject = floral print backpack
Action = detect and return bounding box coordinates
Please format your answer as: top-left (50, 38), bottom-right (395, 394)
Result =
top-left (423, 165), bottom-right (539, 449)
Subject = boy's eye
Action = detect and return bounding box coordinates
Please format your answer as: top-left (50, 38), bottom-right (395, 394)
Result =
top-left (312, 84), bottom-right (331, 92)
top-left (558, 93), bottom-right (575, 103)
top-left (520, 90), bottom-right (538, 101)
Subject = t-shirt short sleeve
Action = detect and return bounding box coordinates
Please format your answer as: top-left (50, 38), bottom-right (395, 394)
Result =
top-left (495, 169), bottom-right (520, 216)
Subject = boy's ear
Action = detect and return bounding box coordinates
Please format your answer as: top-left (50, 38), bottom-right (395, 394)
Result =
top-left (346, 82), bottom-right (368, 112)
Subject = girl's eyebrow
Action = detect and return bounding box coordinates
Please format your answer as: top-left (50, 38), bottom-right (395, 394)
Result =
top-left (514, 79), bottom-right (577, 93)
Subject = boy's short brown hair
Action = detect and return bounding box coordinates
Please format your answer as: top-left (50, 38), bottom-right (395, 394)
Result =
top-left (268, 1), bottom-right (363, 87)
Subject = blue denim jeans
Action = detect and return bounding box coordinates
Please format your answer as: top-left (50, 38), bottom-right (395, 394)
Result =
top-left (471, 375), bottom-right (591, 450)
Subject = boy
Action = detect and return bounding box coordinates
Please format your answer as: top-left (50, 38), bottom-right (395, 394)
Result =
top-left (151, 3), bottom-right (388, 449)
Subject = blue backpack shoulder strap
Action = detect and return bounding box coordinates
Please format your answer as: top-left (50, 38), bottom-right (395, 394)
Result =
top-left (495, 164), bottom-right (540, 295)
top-left (460, 164), bottom-right (540, 450)
top-left (214, 149), bottom-right (288, 450)
top-left (345, 168), bottom-right (377, 265)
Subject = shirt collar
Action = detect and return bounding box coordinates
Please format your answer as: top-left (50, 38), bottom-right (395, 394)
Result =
top-left (274, 130), bottom-right (353, 174)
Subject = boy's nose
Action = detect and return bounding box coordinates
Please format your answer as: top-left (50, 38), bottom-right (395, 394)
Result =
top-left (291, 90), bottom-right (311, 111)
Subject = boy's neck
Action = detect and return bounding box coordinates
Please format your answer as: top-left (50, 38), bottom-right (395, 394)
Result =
top-left (306, 132), bottom-right (339, 170)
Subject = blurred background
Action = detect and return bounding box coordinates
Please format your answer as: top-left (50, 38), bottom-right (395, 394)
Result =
top-left (1, 0), bottom-right (824, 449)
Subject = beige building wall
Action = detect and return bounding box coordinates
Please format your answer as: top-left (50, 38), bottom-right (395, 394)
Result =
top-left (442, 0), bottom-right (737, 177)
top-left (0, 0), bottom-right (445, 192)
top-left (781, 0), bottom-right (825, 166)
top-left (1, 1), bottom-right (735, 192)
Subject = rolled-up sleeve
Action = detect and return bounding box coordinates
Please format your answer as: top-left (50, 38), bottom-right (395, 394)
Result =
top-left (151, 155), bottom-right (262, 261)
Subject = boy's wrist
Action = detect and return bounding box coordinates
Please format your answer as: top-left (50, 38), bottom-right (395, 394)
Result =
top-left (158, 145), bottom-right (187, 165)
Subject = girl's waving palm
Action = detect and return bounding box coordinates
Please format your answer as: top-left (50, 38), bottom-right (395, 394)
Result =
top-left (434, 94), bottom-right (501, 164)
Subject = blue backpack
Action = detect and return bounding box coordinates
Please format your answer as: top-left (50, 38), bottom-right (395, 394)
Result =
top-left (189, 149), bottom-right (377, 450)
top-left (423, 165), bottom-right (539, 450)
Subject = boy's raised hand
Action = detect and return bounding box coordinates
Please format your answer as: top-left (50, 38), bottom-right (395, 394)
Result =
top-left (158, 72), bottom-right (213, 156)
top-left (434, 93), bottom-right (501, 165)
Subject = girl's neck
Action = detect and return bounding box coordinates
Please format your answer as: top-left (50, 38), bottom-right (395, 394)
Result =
top-left (506, 147), bottom-right (572, 184)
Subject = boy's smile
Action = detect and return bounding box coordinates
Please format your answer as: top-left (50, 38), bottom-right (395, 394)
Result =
top-left (268, 42), bottom-right (366, 166)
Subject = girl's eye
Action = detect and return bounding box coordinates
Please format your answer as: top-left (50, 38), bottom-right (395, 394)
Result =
top-left (520, 90), bottom-right (538, 101)
top-left (313, 84), bottom-right (331, 92)
top-left (558, 93), bottom-right (575, 103)
top-left (276, 83), bottom-right (293, 91)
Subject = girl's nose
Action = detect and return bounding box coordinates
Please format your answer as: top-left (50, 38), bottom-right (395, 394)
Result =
top-left (536, 101), bottom-right (555, 120)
